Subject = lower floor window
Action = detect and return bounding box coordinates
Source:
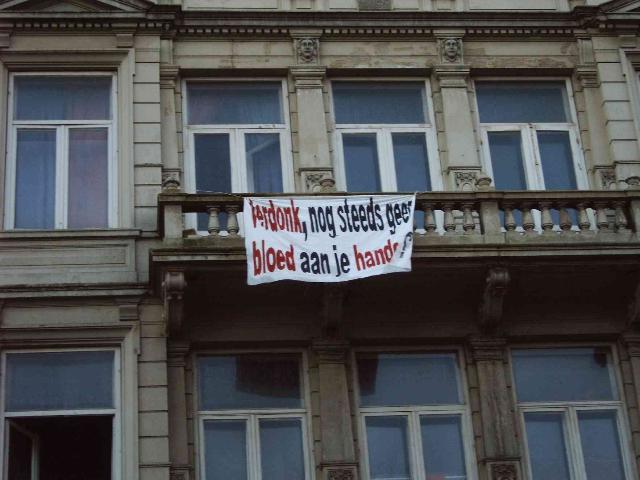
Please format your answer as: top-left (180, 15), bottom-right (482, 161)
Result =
top-left (2, 350), bottom-right (119, 480)
top-left (197, 353), bottom-right (311, 480)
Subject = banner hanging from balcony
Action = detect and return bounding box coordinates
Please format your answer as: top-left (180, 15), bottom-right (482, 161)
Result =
top-left (243, 194), bottom-right (416, 285)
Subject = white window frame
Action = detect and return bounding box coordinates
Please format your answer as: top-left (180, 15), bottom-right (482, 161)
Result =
top-left (0, 347), bottom-right (122, 480)
top-left (474, 78), bottom-right (589, 192)
top-left (194, 350), bottom-right (313, 480)
top-left (330, 79), bottom-right (444, 193)
top-left (352, 348), bottom-right (477, 480)
top-left (183, 78), bottom-right (294, 194)
top-left (510, 346), bottom-right (637, 480)
top-left (4, 72), bottom-right (118, 230)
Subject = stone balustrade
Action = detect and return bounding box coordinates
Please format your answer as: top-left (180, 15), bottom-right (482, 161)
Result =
top-left (158, 191), bottom-right (640, 247)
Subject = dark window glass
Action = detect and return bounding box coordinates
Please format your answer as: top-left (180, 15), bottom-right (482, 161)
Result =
top-left (357, 353), bottom-right (461, 407)
top-left (524, 412), bottom-right (571, 480)
top-left (333, 82), bottom-right (426, 124)
top-left (203, 420), bottom-right (247, 480)
top-left (366, 416), bottom-right (411, 480)
top-left (476, 82), bottom-right (569, 123)
top-left (343, 134), bottom-right (381, 192)
top-left (198, 354), bottom-right (302, 410)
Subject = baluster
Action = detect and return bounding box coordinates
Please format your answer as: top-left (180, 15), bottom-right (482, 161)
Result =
top-left (207, 206), bottom-right (220, 236)
top-left (577, 203), bottom-right (591, 231)
top-left (595, 202), bottom-right (610, 232)
top-left (462, 204), bottom-right (475, 234)
top-left (443, 204), bottom-right (456, 234)
top-left (558, 203), bottom-right (572, 232)
top-left (540, 202), bottom-right (554, 234)
top-left (226, 205), bottom-right (240, 236)
top-left (522, 204), bottom-right (535, 234)
top-left (613, 201), bottom-right (629, 231)
top-left (503, 204), bottom-right (517, 232)
top-left (423, 203), bottom-right (437, 235)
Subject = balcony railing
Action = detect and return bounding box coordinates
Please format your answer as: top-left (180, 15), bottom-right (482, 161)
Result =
top-left (157, 190), bottom-right (640, 249)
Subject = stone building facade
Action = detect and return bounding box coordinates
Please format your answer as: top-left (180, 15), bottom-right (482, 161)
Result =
top-left (1, 1), bottom-right (640, 480)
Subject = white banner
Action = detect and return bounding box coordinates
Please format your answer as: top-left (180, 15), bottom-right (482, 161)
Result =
top-left (243, 195), bottom-right (416, 285)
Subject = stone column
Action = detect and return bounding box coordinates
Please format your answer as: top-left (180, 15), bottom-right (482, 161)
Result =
top-left (469, 337), bottom-right (522, 480)
top-left (312, 339), bottom-right (358, 480)
top-left (160, 43), bottom-right (181, 191)
top-left (290, 31), bottom-right (335, 193)
top-left (168, 341), bottom-right (191, 480)
top-left (621, 333), bottom-right (640, 468)
top-left (434, 34), bottom-right (483, 190)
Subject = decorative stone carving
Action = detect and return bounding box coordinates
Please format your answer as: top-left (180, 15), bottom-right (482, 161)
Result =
top-left (441, 37), bottom-right (463, 63)
top-left (490, 462), bottom-right (518, 480)
top-left (163, 269), bottom-right (187, 335)
top-left (626, 176), bottom-right (640, 190)
top-left (600, 169), bottom-right (617, 190)
top-left (476, 173), bottom-right (493, 191)
top-left (327, 469), bottom-right (355, 480)
top-left (478, 267), bottom-right (510, 334)
top-left (322, 284), bottom-right (346, 338)
top-left (302, 169), bottom-right (336, 193)
top-left (296, 37), bottom-right (319, 64)
top-left (454, 171), bottom-right (477, 191)
top-left (357, 0), bottom-right (391, 10)
top-left (162, 169), bottom-right (182, 191)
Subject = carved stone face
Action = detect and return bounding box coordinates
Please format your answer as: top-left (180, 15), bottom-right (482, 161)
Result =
top-left (443, 38), bottom-right (460, 61)
top-left (298, 38), bottom-right (318, 63)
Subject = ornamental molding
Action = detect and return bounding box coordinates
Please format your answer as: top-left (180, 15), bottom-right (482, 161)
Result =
top-left (469, 336), bottom-right (508, 362)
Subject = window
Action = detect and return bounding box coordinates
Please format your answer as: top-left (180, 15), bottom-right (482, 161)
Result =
top-left (5, 74), bottom-right (116, 230)
top-left (196, 353), bottom-right (311, 480)
top-left (476, 81), bottom-right (587, 191)
top-left (512, 348), bottom-right (635, 480)
top-left (355, 352), bottom-right (475, 480)
top-left (1, 349), bottom-right (119, 480)
top-left (185, 81), bottom-right (293, 229)
top-left (332, 81), bottom-right (442, 193)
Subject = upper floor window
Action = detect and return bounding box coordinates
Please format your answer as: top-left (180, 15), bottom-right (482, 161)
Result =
top-left (332, 81), bottom-right (442, 193)
top-left (355, 352), bottom-right (475, 480)
top-left (512, 348), bottom-right (635, 480)
top-left (5, 74), bottom-right (116, 230)
top-left (196, 353), bottom-right (311, 480)
top-left (476, 81), bottom-right (587, 191)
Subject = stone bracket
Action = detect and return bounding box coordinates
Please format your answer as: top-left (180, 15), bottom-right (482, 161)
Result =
top-left (478, 267), bottom-right (510, 334)
top-left (163, 269), bottom-right (187, 336)
top-left (487, 460), bottom-right (520, 480)
top-left (116, 296), bottom-right (140, 322)
top-left (628, 274), bottom-right (640, 330)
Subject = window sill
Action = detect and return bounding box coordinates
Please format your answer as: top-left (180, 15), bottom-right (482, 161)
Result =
top-left (0, 228), bottom-right (142, 241)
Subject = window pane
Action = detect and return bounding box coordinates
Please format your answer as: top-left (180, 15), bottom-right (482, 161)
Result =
top-left (68, 128), bottom-right (109, 229)
top-left (537, 131), bottom-right (577, 190)
top-left (421, 415), bottom-right (467, 480)
top-left (524, 412), bottom-right (571, 480)
top-left (204, 420), bottom-right (247, 480)
top-left (259, 418), bottom-right (305, 480)
top-left (476, 82), bottom-right (569, 123)
top-left (578, 410), bottom-right (626, 480)
top-left (393, 133), bottom-right (432, 191)
top-left (357, 353), bottom-right (461, 407)
top-left (187, 82), bottom-right (283, 125)
top-left (8, 423), bottom-right (33, 480)
top-left (5, 351), bottom-right (114, 411)
top-left (512, 348), bottom-right (617, 402)
top-left (15, 129), bottom-right (56, 229)
top-left (343, 134), bottom-right (381, 192)
top-left (15, 76), bottom-right (111, 121)
top-left (194, 133), bottom-right (232, 231)
top-left (333, 82), bottom-right (426, 124)
top-left (487, 131), bottom-right (527, 190)
top-left (366, 416), bottom-right (411, 480)
top-left (246, 133), bottom-right (283, 193)
top-left (198, 354), bottom-right (302, 410)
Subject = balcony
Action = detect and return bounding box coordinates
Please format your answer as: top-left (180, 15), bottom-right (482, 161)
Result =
top-left (151, 189), bottom-right (640, 336)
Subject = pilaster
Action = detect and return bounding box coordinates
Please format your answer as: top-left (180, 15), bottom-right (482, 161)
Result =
top-left (312, 339), bottom-right (358, 480)
top-left (434, 62), bottom-right (482, 188)
top-left (290, 41), bottom-right (335, 192)
top-left (167, 340), bottom-right (191, 480)
top-left (160, 64), bottom-right (181, 191)
top-left (468, 336), bottom-right (522, 480)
